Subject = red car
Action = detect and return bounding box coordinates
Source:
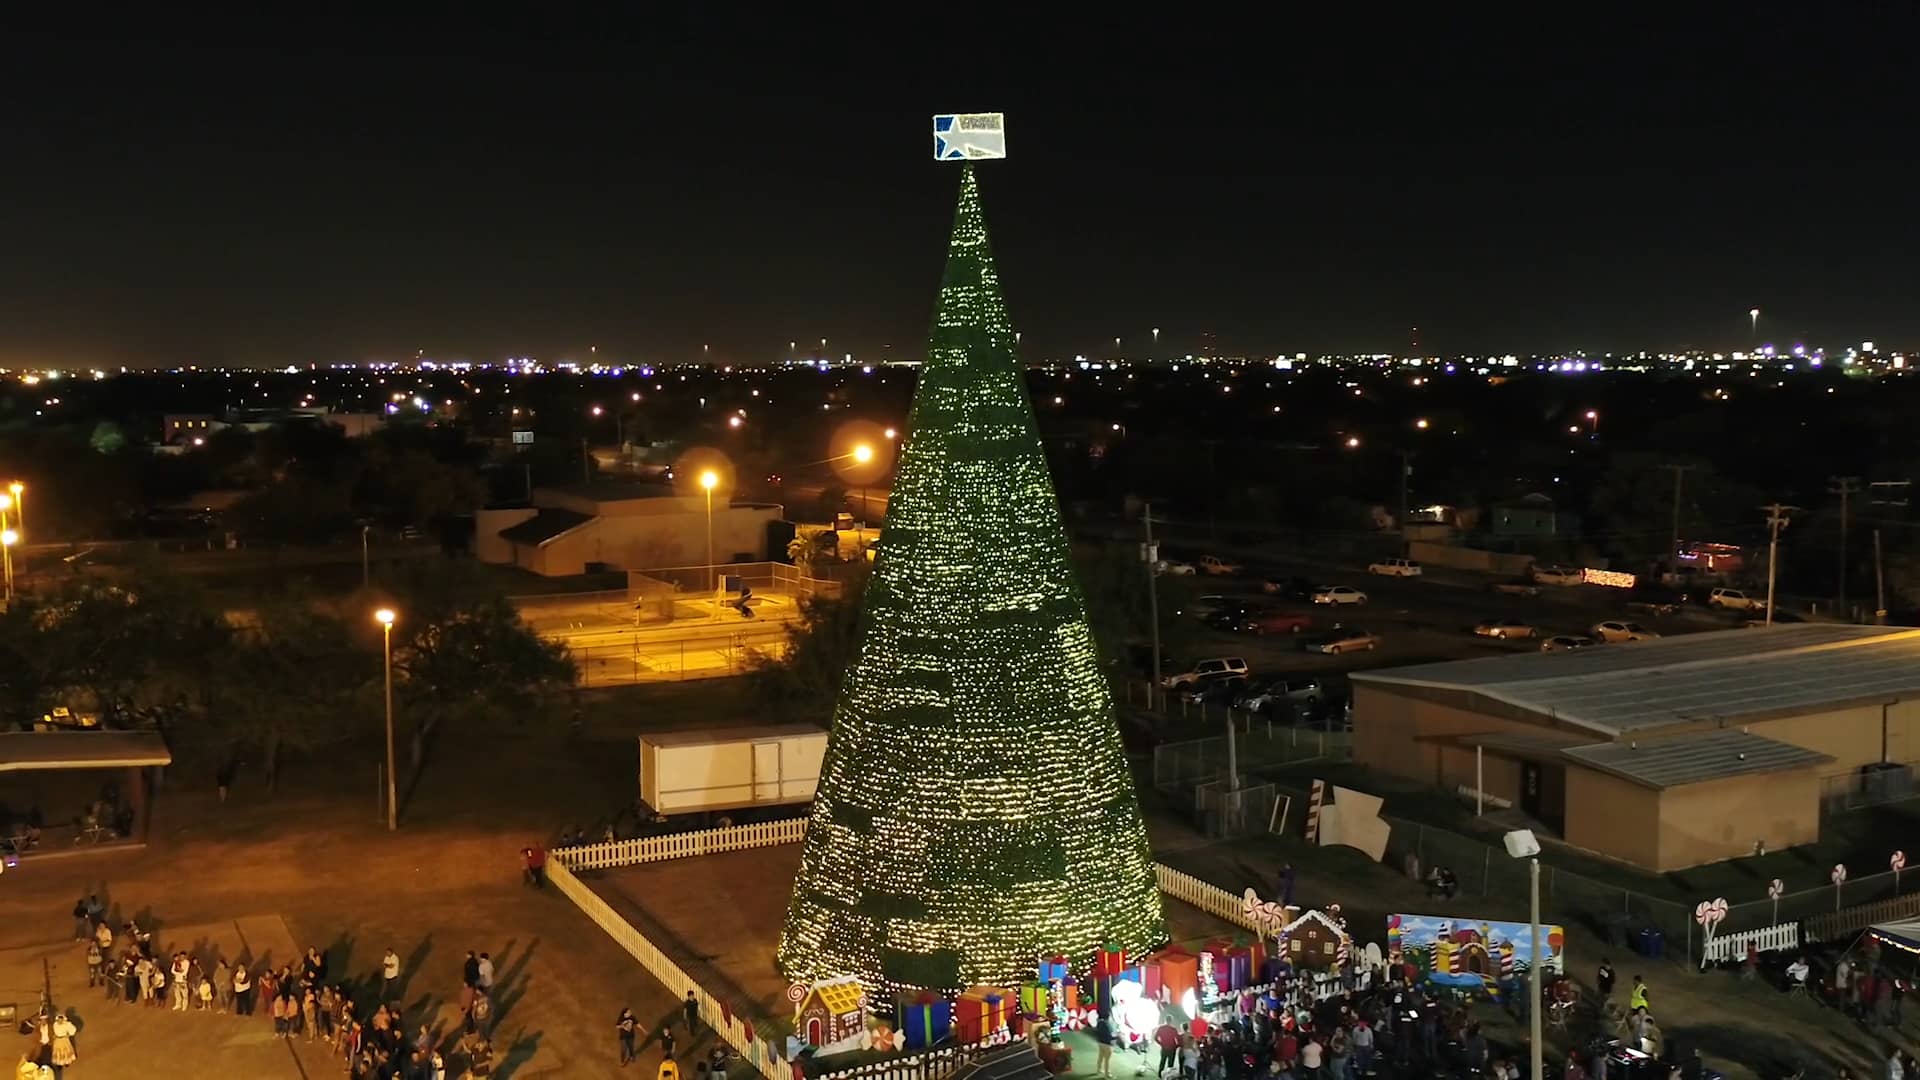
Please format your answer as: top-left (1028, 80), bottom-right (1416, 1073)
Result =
top-left (1236, 610), bottom-right (1314, 636)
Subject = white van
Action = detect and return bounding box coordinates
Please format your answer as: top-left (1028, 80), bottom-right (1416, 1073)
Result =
top-left (1367, 558), bottom-right (1422, 578)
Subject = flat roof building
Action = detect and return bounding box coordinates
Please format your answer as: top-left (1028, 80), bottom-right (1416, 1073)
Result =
top-left (1351, 625), bottom-right (1920, 870)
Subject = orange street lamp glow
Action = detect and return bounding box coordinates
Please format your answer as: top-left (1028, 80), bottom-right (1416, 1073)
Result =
top-left (1415, 418), bottom-right (1430, 429)
top-left (374, 608), bottom-right (396, 626)
top-left (884, 428), bottom-right (897, 440)
top-left (699, 470), bottom-right (719, 491)
top-left (852, 444), bottom-right (874, 464)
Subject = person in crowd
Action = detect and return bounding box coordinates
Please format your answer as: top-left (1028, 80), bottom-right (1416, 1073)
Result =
top-left (213, 959), bottom-right (232, 1013)
top-left (522, 845), bottom-right (547, 888)
top-left (382, 946), bottom-right (402, 999)
top-left (233, 963), bottom-right (253, 1016)
top-left (683, 988), bottom-right (700, 1033)
top-left (618, 1007), bottom-right (639, 1066)
top-left (477, 952), bottom-right (495, 993)
top-left (48, 1014), bottom-right (75, 1070)
top-left (1785, 955), bottom-right (1811, 991)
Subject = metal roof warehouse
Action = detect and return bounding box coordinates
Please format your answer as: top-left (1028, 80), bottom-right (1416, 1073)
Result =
top-left (1348, 626), bottom-right (1920, 871)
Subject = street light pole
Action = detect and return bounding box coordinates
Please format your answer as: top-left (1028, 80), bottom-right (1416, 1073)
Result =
top-left (376, 609), bottom-right (398, 832)
top-left (361, 525), bottom-right (370, 589)
top-left (1529, 855), bottom-right (1542, 1080)
top-left (9, 482), bottom-right (23, 536)
top-left (1143, 503), bottom-right (1162, 710)
top-left (699, 470), bottom-right (719, 594)
top-left (1762, 503), bottom-right (1798, 626)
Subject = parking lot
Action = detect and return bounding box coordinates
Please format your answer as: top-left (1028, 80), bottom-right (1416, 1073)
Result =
top-left (1140, 551), bottom-right (1751, 705)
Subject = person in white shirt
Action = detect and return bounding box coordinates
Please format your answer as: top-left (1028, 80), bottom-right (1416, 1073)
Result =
top-left (1300, 1037), bottom-right (1323, 1075)
top-left (382, 948), bottom-right (401, 998)
top-left (477, 953), bottom-right (495, 992)
top-left (1786, 956), bottom-right (1811, 988)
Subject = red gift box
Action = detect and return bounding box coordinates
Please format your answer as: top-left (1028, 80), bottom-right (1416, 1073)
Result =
top-left (1142, 958), bottom-right (1163, 1000)
top-left (1093, 946), bottom-right (1127, 979)
top-left (956, 986), bottom-right (1015, 1043)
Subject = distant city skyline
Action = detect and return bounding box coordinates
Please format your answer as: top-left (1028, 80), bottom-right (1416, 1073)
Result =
top-left (1, 14), bottom-right (1916, 369)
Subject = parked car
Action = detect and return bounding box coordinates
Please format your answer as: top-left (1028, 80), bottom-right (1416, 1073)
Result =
top-left (1182, 594), bottom-right (1240, 621)
top-left (1234, 676), bottom-right (1326, 713)
top-left (1708, 587), bottom-right (1766, 612)
top-left (1262, 576), bottom-right (1316, 600)
top-left (1308, 627), bottom-right (1379, 655)
top-left (1531, 565), bottom-right (1584, 586)
top-left (1312, 585), bottom-right (1368, 606)
top-left (1473, 617), bottom-right (1538, 640)
top-left (1626, 586), bottom-right (1689, 617)
top-left (1590, 620), bottom-right (1659, 643)
top-left (1540, 635), bottom-right (1599, 652)
top-left (1160, 656), bottom-right (1250, 689)
top-left (1180, 675), bottom-right (1248, 705)
top-left (1156, 559), bottom-right (1197, 576)
top-left (1368, 557), bottom-right (1423, 577)
top-left (1488, 580), bottom-right (1541, 597)
top-left (1224, 609), bottom-right (1314, 636)
top-left (1199, 555), bottom-right (1244, 576)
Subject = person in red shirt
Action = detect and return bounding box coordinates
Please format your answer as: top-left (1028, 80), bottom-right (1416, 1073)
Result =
top-left (1276, 1030), bottom-right (1299, 1070)
top-left (1154, 1022), bottom-right (1181, 1074)
top-left (522, 845), bottom-right (547, 888)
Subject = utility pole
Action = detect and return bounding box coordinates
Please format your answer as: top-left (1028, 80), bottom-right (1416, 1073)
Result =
top-left (1141, 503), bottom-right (1163, 710)
top-left (1761, 503), bottom-right (1799, 626)
top-left (1660, 464), bottom-right (1697, 570)
top-left (1829, 476), bottom-right (1861, 618)
top-left (1399, 451), bottom-right (1413, 557)
top-left (1203, 440), bottom-right (1222, 544)
top-left (1875, 529), bottom-right (1888, 625)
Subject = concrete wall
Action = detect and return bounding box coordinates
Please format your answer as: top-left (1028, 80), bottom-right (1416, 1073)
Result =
top-left (1652, 769), bottom-right (1821, 871)
top-left (1407, 540), bottom-right (1536, 577)
top-left (507, 505), bottom-right (784, 577)
top-left (1562, 767), bottom-right (1662, 869)
top-left (475, 508), bottom-right (536, 565)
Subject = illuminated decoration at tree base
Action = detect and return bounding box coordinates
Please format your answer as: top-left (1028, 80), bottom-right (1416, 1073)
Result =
top-left (775, 165), bottom-right (1166, 995)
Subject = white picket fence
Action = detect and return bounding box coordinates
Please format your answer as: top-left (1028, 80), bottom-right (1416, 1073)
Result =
top-left (547, 819), bottom-right (1311, 1080)
top-left (1155, 864), bottom-right (1263, 934)
top-left (556, 818), bottom-right (808, 870)
top-left (546, 856), bottom-right (792, 1080)
top-left (1701, 921), bottom-right (1801, 966)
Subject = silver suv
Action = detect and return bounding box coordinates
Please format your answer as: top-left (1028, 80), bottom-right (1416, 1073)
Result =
top-left (1160, 656), bottom-right (1250, 690)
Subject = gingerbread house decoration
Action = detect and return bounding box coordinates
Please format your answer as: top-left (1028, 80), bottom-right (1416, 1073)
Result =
top-left (794, 977), bottom-right (867, 1048)
top-left (1277, 909), bottom-right (1347, 972)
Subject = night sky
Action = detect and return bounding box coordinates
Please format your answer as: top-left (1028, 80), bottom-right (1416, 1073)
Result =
top-left (2, 13), bottom-right (1916, 369)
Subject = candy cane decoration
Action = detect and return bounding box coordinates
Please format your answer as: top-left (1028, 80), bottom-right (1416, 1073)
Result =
top-left (1832, 863), bottom-right (1849, 912)
top-left (1767, 878), bottom-right (1784, 924)
top-left (1894, 850), bottom-right (1908, 891)
top-left (1305, 779), bottom-right (1326, 843)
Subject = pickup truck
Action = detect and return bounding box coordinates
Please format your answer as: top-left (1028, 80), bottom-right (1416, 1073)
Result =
top-left (1199, 555), bottom-right (1244, 576)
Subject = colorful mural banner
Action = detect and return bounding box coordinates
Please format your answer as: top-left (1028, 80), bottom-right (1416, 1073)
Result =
top-left (1387, 913), bottom-right (1565, 993)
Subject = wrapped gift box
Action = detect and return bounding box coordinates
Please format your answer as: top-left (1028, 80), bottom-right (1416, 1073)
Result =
top-left (1141, 958), bottom-right (1163, 1000)
top-left (956, 986), bottom-right (1014, 1043)
top-left (898, 994), bottom-right (952, 1050)
top-left (1225, 947), bottom-right (1253, 990)
top-left (1057, 981), bottom-right (1080, 1010)
top-left (1093, 945), bottom-right (1128, 979)
top-left (1158, 950), bottom-right (1198, 1003)
top-left (1018, 981), bottom-right (1050, 1017)
top-left (1039, 956), bottom-right (1072, 984)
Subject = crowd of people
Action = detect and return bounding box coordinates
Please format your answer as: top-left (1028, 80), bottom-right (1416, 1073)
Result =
top-left (30, 892), bottom-right (516, 1079)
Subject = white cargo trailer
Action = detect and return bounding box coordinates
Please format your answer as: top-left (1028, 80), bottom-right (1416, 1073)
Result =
top-left (637, 724), bottom-right (828, 816)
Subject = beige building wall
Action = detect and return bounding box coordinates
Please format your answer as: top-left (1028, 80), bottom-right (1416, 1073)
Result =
top-left (1353, 686), bottom-right (1541, 803)
top-left (474, 508), bottom-right (536, 565)
top-left (494, 504), bottom-right (784, 577)
top-left (1652, 769), bottom-right (1821, 871)
top-left (1562, 768), bottom-right (1662, 869)
top-left (1748, 701), bottom-right (1920, 773)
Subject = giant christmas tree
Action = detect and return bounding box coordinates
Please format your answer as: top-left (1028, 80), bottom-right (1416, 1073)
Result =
top-left (777, 167), bottom-right (1166, 996)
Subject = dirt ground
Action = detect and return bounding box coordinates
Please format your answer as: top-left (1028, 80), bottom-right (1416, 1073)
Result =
top-left (0, 710), bottom-right (727, 1079)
